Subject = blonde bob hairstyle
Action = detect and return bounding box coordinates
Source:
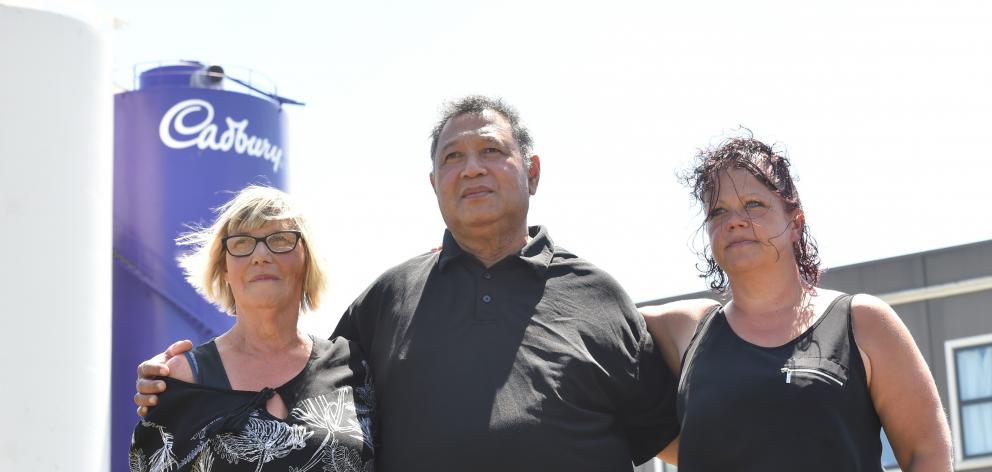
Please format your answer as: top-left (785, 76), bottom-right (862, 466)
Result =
top-left (176, 185), bottom-right (326, 315)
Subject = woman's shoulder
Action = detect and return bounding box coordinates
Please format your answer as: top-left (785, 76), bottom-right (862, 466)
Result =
top-left (848, 292), bottom-right (893, 314)
top-left (818, 290), bottom-right (913, 363)
top-left (847, 292), bottom-right (908, 341)
top-left (640, 298), bottom-right (721, 323)
top-left (641, 298), bottom-right (722, 370)
top-left (164, 350), bottom-right (196, 383)
top-left (806, 289), bottom-right (902, 339)
top-left (164, 338), bottom-right (226, 385)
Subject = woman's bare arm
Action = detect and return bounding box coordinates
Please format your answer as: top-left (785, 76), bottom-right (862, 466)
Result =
top-left (641, 298), bottom-right (719, 375)
top-left (640, 298), bottom-right (718, 466)
top-left (852, 294), bottom-right (953, 471)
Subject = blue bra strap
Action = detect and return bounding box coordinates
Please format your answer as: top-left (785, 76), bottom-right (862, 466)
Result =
top-left (183, 350), bottom-right (201, 383)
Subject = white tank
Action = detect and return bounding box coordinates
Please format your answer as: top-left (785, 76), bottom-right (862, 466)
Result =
top-left (0, 2), bottom-right (112, 471)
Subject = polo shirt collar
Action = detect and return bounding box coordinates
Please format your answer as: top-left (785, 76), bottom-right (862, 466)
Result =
top-left (519, 225), bottom-right (555, 276)
top-left (438, 225), bottom-right (555, 276)
top-left (437, 230), bottom-right (466, 270)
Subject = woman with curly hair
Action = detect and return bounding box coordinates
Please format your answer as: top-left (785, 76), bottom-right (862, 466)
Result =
top-left (642, 136), bottom-right (951, 471)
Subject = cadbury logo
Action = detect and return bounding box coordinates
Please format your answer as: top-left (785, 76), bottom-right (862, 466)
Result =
top-left (159, 99), bottom-right (284, 172)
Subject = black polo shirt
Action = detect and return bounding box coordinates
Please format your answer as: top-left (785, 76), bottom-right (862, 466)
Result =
top-left (332, 226), bottom-right (677, 471)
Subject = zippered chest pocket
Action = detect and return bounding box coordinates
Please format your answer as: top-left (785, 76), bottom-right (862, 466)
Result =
top-left (780, 357), bottom-right (848, 387)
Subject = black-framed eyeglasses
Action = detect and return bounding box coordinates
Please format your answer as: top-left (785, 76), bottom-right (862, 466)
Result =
top-left (222, 230), bottom-right (303, 257)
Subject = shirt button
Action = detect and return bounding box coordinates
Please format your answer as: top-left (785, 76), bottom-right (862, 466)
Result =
top-left (482, 295), bottom-right (492, 303)
top-left (483, 272), bottom-right (492, 280)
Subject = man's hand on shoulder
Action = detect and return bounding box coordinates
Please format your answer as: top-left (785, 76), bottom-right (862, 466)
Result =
top-left (134, 339), bottom-right (193, 417)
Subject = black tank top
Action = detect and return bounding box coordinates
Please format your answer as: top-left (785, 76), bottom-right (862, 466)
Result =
top-left (183, 339), bottom-right (232, 389)
top-left (677, 294), bottom-right (883, 471)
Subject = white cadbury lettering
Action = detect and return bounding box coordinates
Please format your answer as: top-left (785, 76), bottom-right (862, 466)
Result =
top-left (159, 98), bottom-right (284, 172)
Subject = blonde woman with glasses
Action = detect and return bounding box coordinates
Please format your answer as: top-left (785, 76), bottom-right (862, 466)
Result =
top-left (129, 185), bottom-right (374, 472)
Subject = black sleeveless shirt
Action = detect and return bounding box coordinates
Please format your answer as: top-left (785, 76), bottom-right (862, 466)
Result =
top-left (677, 294), bottom-right (883, 471)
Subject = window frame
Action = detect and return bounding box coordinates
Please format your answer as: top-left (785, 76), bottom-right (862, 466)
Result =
top-left (945, 332), bottom-right (992, 470)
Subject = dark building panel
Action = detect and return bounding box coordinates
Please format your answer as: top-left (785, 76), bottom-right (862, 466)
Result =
top-left (821, 255), bottom-right (926, 295)
top-left (922, 240), bottom-right (992, 286)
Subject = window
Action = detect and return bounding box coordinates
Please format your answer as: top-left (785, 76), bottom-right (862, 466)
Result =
top-left (946, 333), bottom-right (992, 469)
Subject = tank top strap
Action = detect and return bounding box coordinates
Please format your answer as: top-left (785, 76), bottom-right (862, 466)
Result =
top-left (811, 292), bottom-right (854, 335)
top-left (787, 293), bottom-right (856, 377)
top-left (188, 339), bottom-right (232, 389)
top-left (679, 303), bottom-right (722, 379)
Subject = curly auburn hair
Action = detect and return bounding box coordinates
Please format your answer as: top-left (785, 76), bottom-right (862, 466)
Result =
top-left (681, 133), bottom-right (821, 293)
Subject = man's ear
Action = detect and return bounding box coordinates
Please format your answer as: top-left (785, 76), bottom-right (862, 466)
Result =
top-left (527, 155), bottom-right (541, 196)
top-left (429, 172), bottom-right (437, 194)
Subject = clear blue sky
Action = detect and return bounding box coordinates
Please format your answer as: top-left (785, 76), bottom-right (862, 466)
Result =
top-left (95, 0), bottom-right (992, 335)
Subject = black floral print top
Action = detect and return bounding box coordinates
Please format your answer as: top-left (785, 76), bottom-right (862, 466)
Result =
top-left (130, 336), bottom-right (375, 472)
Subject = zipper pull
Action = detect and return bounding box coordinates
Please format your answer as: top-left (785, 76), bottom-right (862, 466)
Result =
top-left (781, 367), bottom-right (792, 384)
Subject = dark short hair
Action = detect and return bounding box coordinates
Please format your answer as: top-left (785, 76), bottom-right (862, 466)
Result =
top-left (429, 95), bottom-right (534, 166)
top-left (681, 132), bottom-right (821, 293)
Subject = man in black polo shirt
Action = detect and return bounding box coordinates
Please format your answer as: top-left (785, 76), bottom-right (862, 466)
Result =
top-left (332, 96), bottom-right (677, 470)
top-left (136, 96), bottom-right (678, 470)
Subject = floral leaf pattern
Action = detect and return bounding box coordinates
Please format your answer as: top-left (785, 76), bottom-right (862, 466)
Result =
top-left (288, 363), bottom-right (375, 472)
top-left (131, 420), bottom-right (179, 472)
top-left (190, 447), bottom-right (214, 472)
top-left (210, 411), bottom-right (313, 470)
top-left (323, 438), bottom-right (372, 472)
top-left (128, 449), bottom-right (148, 472)
top-left (130, 381), bottom-right (374, 472)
